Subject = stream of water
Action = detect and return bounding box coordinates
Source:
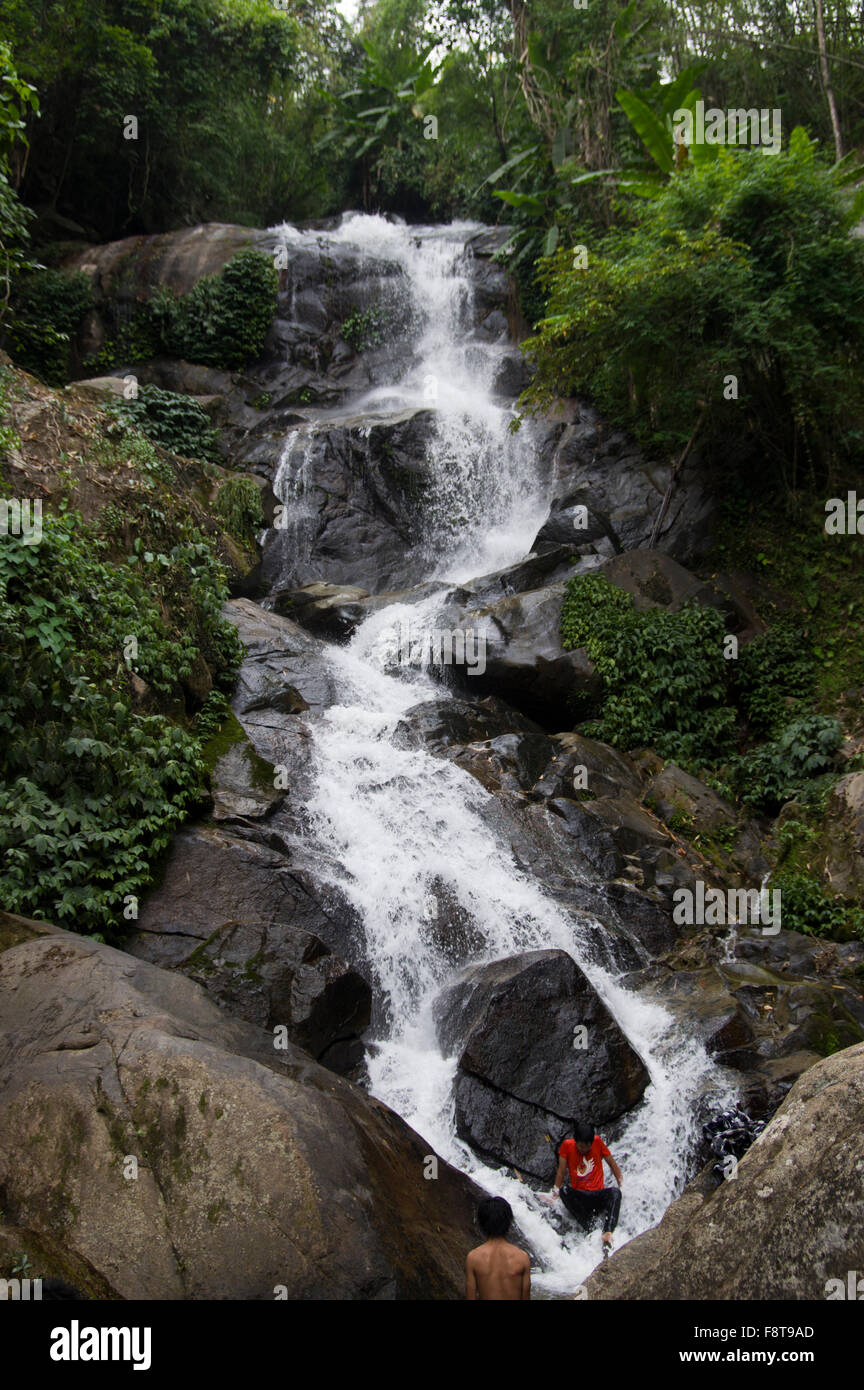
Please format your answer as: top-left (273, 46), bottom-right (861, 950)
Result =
top-left (271, 214), bottom-right (735, 1294)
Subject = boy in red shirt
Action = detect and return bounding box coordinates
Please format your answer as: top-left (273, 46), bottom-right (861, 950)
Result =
top-left (553, 1120), bottom-right (623, 1252)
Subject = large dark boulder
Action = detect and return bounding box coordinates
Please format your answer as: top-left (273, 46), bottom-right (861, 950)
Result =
top-left (260, 408), bottom-right (440, 594)
top-left (434, 950), bottom-right (649, 1177)
top-left (456, 582), bottom-right (602, 727)
top-left (392, 693), bottom-right (547, 758)
top-left (543, 404), bottom-right (718, 565)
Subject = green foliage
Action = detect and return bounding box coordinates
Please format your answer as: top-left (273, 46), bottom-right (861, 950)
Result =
top-left (561, 573), bottom-right (850, 825)
top-left (6, 269), bottom-right (92, 383)
top-left (1, 0), bottom-right (346, 240)
top-left (159, 250), bottom-right (278, 369)
top-left (86, 250), bottom-right (278, 374)
top-left (726, 715), bottom-right (843, 815)
top-left (111, 385), bottom-right (219, 462)
top-left (214, 475), bottom-right (264, 547)
top-left (0, 360), bottom-right (20, 453)
top-left (0, 509), bottom-right (243, 935)
top-left (522, 145), bottom-right (864, 480)
top-left (560, 572), bottom-right (736, 765)
top-left (82, 308), bottom-right (163, 376)
top-left (0, 41), bottom-right (38, 324)
top-left (771, 869), bottom-right (864, 943)
top-left (711, 486), bottom-right (864, 712)
top-left (339, 304), bottom-right (394, 352)
top-left (732, 619), bottom-right (816, 737)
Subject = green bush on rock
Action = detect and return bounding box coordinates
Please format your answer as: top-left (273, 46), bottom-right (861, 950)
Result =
top-left (214, 476), bottom-right (265, 547)
top-left (560, 572), bottom-right (736, 765)
top-left (521, 143), bottom-right (864, 482)
top-left (111, 385), bottom-right (219, 461)
top-left (155, 249), bottom-right (278, 369)
top-left (86, 249), bottom-right (278, 376)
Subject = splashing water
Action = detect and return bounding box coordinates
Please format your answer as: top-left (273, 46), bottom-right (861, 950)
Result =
top-left (271, 214), bottom-right (736, 1294)
top-left (271, 214), bottom-right (550, 583)
top-left (302, 607), bottom-right (734, 1294)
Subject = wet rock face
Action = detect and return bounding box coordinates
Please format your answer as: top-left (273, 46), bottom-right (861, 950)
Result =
top-left (625, 927), bottom-right (864, 1113)
top-left (583, 1042), bottom-right (864, 1299)
top-left (542, 405), bottom-right (718, 566)
top-left (434, 950), bottom-right (650, 1178)
top-left (260, 408), bottom-right (442, 594)
top-left (131, 915), bottom-right (371, 1077)
top-left (0, 919), bottom-right (484, 1301)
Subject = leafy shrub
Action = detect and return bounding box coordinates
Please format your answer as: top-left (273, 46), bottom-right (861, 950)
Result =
top-left (560, 572), bottom-right (736, 765)
top-left (522, 143), bottom-right (864, 480)
top-left (0, 363), bottom-right (21, 454)
top-left (732, 619), bottom-right (816, 736)
top-left (340, 305), bottom-right (388, 352)
top-left (158, 249), bottom-right (278, 369)
top-left (0, 43), bottom-right (38, 327)
top-left (85, 250), bottom-right (278, 374)
top-left (6, 269), bottom-right (92, 384)
top-left (727, 715), bottom-right (843, 814)
top-left (0, 510), bottom-right (243, 935)
top-left (214, 476), bottom-right (264, 547)
top-left (771, 870), bottom-right (864, 942)
top-left (82, 308), bottom-right (163, 375)
top-left (112, 385), bottom-right (219, 461)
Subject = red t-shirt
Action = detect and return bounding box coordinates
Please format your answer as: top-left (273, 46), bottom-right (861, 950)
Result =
top-left (559, 1135), bottom-right (610, 1191)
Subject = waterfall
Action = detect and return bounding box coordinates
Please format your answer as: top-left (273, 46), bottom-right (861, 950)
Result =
top-left (268, 214), bottom-right (735, 1294)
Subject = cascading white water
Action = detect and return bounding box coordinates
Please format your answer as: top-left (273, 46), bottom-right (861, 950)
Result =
top-left (272, 214), bottom-right (736, 1294)
top-left (272, 214), bottom-right (550, 582)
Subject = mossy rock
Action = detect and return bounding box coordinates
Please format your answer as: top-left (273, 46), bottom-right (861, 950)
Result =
top-left (202, 712), bottom-right (284, 820)
top-left (0, 1226), bottom-right (121, 1299)
top-left (0, 911), bottom-right (57, 955)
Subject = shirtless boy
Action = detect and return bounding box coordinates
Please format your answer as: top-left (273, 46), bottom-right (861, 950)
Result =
top-left (465, 1196), bottom-right (531, 1300)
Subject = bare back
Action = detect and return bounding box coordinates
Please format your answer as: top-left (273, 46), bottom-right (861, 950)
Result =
top-left (466, 1238), bottom-right (531, 1300)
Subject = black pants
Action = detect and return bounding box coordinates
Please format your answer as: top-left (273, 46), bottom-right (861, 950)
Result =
top-left (560, 1185), bottom-right (621, 1234)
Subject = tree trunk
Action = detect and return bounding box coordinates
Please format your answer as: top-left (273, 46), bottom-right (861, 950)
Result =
top-left (815, 0), bottom-right (844, 161)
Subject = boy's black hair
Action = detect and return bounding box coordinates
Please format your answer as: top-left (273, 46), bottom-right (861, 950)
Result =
top-left (572, 1120), bottom-right (595, 1147)
top-left (40, 1278), bottom-right (85, 1300)
top-left (477, 1196), bottom-right (513, 1238)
